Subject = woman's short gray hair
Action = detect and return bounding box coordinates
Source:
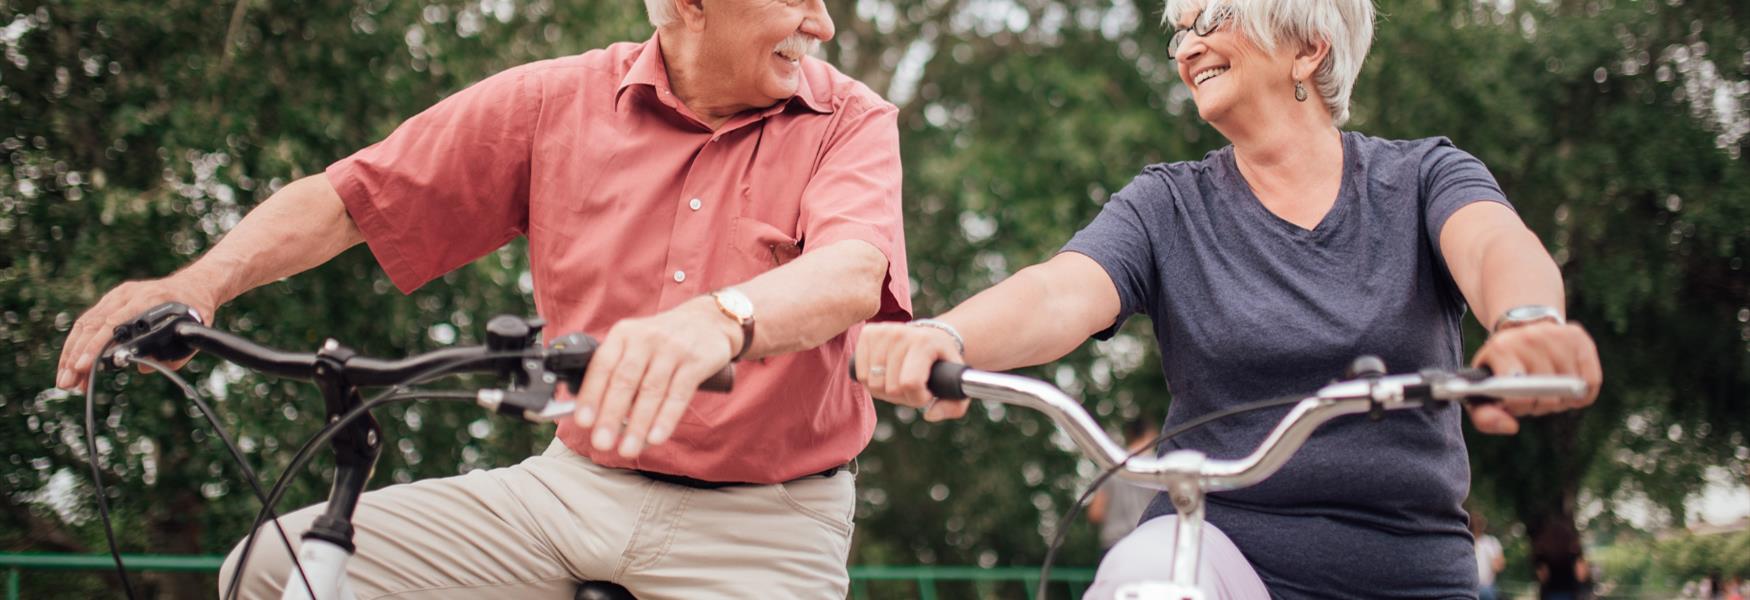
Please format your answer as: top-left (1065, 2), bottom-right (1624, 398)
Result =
top-left (645, 0), bottom-right (678, 28)
top-left (1162, 0), bottom-right (1375, 125)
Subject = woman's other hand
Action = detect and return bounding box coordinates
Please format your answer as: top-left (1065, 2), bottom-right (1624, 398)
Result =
top-left (854, 323), bottom-right (969, 421)
top-left (1467, 322), bottom-right (1603, 434)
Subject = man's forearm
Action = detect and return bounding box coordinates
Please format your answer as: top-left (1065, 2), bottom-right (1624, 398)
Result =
top-left (733, 239), bottom-right (888, 359)
top-left (181, 174), bottom-right (364, 304)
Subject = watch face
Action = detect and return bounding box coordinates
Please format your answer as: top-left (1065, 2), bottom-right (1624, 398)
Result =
top-left (718, 290), bottom-right (754, 320)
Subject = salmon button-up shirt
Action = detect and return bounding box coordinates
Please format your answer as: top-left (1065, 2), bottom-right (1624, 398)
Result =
top-left (327, 34), bottom-right (911, 484)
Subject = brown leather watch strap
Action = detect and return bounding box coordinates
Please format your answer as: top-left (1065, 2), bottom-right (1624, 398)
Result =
top-left (731, 317), bottom-right (755, 362)
top-left (711, 289), bottom-right (756, 362)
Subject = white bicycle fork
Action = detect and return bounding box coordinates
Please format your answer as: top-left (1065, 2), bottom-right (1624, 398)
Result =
top-left (279, 538), bottom-right (358, 600)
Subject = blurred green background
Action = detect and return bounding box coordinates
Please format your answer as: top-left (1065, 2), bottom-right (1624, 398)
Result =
top-left (1, 0), bottom-right (1746, 597)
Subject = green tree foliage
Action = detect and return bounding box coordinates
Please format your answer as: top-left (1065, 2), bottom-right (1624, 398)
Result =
top-left (2, 0), bottom-right (1746, 598)
top-left (1596, 529), bottom-right (1750, 590)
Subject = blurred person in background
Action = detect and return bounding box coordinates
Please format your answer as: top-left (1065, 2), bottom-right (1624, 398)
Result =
top-left (1472, 508), bottom-right (1506, 600)
top-left (1087, 417), bottom-right (1161, 551)
top-left (1534, 521), bottom-right (1585, 600)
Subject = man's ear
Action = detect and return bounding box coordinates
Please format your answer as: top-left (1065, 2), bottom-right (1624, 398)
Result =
top-left (1291, 37), bottom-right (1331, 82)
top-left (675, 0), bottom-right (709, 31)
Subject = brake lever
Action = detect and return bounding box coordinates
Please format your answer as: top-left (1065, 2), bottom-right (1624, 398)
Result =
top-left (102, 302), bottom-right (204, 366)
top-left (527, 401), bottom-right (579, 422)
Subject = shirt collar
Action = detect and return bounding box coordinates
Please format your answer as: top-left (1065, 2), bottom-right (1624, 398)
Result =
top-left (615, 32), bottom-right (834, 116)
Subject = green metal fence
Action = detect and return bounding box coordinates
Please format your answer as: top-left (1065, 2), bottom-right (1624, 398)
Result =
top-left (0, 552), bottom-right (1096, 599)
top-left (849, 565), bottom-right (1094, 599)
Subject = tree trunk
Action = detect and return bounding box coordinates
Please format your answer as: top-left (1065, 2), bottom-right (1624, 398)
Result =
top-left (146, 486), bottom-right (209, 599)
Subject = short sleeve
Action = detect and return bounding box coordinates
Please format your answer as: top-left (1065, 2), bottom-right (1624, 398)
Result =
top-left (797, 96), bottom-right (912, 322)
top-left (325, 65), bottom-right (539, 294)
top-left (1419, 140), bottom-right (1512, 268)
top-left (1059, 169), bottom-right (1167, 340)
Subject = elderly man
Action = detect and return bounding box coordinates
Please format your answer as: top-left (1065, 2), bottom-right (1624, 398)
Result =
top-left (54, 0), bottom-right (906, 596)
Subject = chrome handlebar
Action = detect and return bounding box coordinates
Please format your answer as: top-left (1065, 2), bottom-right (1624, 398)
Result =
top-left (877, 358), bottom-right (1587, 599)
top-left (953, 366), bottom-right (1587, 492)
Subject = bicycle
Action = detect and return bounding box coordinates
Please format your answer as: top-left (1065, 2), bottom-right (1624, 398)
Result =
top-left (89, 302), bottom-right (730, 600)
top-left (880, 356), bottom-right (1587, 600)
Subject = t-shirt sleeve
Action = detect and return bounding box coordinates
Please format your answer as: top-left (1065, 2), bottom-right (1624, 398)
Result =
top-left (325, 66), bottom-right (539, 294)
top-left (797, 95), bottom-right (912, 322)
top-left (1419, 140), bottom-right (1512, 269)
top-left (1059, 170), bottom-right (1167, 340)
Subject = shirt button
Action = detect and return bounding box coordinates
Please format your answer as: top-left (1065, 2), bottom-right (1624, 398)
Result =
top-left (688, 198), bottom-right (702, 211)
top-left (673, 270), bottom-right (686, 283)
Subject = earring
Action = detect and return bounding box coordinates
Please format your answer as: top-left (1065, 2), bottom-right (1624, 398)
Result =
top-left (1294, 81), bottom-right (1308, 102)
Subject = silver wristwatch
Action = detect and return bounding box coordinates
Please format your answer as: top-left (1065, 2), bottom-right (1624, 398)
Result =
top-left (1492, 305), bottom-right (1564, 332)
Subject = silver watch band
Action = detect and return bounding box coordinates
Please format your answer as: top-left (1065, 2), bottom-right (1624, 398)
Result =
top-left (1491, 304), bottom-right (1564, 332)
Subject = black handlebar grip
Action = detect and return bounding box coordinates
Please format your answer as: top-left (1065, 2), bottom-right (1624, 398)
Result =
top-left (701, 365), bottom-right (734, 393)
top-left (847, 360), bottom-right (969, 400)
top-left (927, 362), bottom-right (968, 400)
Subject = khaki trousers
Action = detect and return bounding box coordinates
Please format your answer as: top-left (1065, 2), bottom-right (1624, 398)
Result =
top-left (219, 441), bottom-right (855, 599)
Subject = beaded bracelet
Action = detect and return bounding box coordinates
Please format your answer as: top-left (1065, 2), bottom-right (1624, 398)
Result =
top-left (907, 318), bottom-right (966, 356)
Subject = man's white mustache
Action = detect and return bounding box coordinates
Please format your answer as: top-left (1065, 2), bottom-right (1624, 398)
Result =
top-left (774, 34), bottom-right (819, 58)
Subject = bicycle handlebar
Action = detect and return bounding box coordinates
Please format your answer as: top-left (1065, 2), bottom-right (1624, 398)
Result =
top-left (882, 358), bottom-right (1586, 493)
top-left (100, 302), bottom-right (734, 420)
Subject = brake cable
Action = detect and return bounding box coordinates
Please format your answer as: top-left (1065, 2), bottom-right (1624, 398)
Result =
top-left (223, 350), bottom-right (532, 600)
top-left (127, 356), bottom-right (316, 597)
top-left (84, 342), bottom-right (138, 600)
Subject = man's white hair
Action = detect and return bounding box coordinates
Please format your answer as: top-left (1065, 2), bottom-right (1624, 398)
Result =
top-left (1162, 0), bottom-right (1375, 125)
top-left (645, 0), bottom-right (678, 28)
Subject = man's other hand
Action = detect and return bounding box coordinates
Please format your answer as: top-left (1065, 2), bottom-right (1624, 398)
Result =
top-left (571, 296), bottom-right (739, 458)
top-left (57, 277), bottom-right (221, 392)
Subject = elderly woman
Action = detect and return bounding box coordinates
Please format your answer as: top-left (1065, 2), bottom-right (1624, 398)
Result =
top-left (854, 0), bottom-right (1602, 596)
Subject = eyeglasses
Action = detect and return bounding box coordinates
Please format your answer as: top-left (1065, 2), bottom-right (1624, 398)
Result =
top-left (1167, 3), bottom-right (1235, 59)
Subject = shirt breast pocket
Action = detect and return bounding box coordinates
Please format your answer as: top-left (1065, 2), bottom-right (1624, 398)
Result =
top-left (728, 170), bottom-right (802, 254)
top-left (729, 217), bottom-right (802, 278)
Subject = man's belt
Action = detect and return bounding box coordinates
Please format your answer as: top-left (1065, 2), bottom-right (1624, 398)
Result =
top-left (634, 464), bottom-right (842, 490)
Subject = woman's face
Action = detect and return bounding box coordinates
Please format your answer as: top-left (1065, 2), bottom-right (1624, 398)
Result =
top-left (1171, 2), bottom-right (1298, 125)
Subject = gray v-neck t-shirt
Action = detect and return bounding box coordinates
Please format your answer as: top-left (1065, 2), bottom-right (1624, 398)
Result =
top-left (1063, 131), bottom-right (1509, 598)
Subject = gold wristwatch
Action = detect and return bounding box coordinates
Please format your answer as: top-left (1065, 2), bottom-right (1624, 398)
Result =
top-left (710, 288), bottom-right (756, 361)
